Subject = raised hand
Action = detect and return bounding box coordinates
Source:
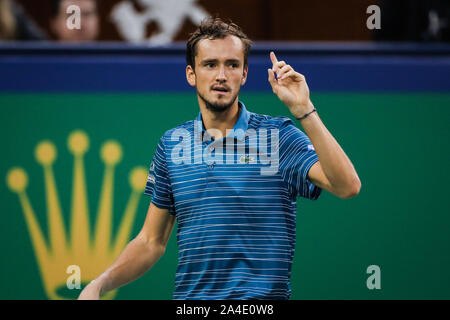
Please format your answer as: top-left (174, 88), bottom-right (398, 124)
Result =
top-left (268, 51), bottom-right (314, 118)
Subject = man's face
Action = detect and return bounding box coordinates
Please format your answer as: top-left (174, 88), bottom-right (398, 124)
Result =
top-left (186, 35), bottom-right (248, 113)
top-left (52, 0), bottom-right (99, 42)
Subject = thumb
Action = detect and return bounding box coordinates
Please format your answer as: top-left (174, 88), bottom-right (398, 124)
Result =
top-left (268, 68), bottom-right (278, 93)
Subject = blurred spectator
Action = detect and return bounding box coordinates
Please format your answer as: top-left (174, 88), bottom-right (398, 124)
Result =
top-left (374, 0), bottom-right (450, 42)
top-left (0, 0), bottom-right (47, 40)
top-left (50, 0), bottom-right (99, 42)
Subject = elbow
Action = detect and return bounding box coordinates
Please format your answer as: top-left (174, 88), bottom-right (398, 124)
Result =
top-left (156, 243), bottom-right (167, 257)
top-left (148, 240), bottom-right (167, 258)
top-left (137, 233), bottom-right (167, 257)
top-left (337, 177), bottom-right (361, 199)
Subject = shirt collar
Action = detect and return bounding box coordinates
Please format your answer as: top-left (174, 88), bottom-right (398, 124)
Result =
top-left (195, 101), bottom-right (250, 142)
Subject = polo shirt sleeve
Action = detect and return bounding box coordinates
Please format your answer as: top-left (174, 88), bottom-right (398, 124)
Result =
top-left (144, 137), bottom-right (176, 216)
top-left (278, 118), bottom-right (322, 200)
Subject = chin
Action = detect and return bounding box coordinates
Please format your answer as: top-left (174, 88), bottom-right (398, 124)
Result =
top-left (198, 91), bottom-right (238, 113)
top-left (206, 102), bottom-right (233, 113)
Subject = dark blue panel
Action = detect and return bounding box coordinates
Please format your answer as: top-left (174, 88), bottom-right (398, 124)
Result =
top-left (0, 42), bottom-right (449, 93)
top-left (0, 56), bottom-right (190, 92)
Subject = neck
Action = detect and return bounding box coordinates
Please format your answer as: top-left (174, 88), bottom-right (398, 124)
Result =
top-left (198, 99), bottom-right (241, 139)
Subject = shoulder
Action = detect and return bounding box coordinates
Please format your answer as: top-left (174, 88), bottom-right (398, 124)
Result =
top-left (248, 112), bottom-right (296, 131)
top-left (249, 112), bottom-right (309, 148)
top-left (159, 120), bottom-right (195, 143)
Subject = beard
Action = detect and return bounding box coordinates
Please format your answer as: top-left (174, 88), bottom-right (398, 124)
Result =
top-left (197, 88), bottom-right (240, 113)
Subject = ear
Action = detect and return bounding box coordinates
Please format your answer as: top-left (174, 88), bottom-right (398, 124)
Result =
top-left (241, 65), bottom-right (248, 86)
top-left (186, 65), bottom-right (196, 87)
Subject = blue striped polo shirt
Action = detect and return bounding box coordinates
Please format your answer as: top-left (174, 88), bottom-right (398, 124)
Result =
top-left (144, 101), bottom-right (321, 300)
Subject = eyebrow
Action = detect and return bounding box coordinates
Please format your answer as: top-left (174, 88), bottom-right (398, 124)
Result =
top-left (200, 59), bottom-right (241, 65)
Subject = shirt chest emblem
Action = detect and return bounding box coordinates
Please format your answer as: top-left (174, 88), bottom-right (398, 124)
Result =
top-left (239, 155), bottom-right (256, 164)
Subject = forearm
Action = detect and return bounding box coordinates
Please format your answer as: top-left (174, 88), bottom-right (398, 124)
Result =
top-left (267, 53), bottom-right (360, 196)
top-left (299, 107), bottom-right (360, 194)
top-left (93, 234), bottom-right (165, 295)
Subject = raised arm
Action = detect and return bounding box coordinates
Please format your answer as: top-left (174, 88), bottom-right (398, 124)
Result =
top-left (78, 202), bottom-right (176, 300)
top-left (268, 51), bottom-right (361, 199)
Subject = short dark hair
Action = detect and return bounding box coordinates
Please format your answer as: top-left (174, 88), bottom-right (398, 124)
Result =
top-left (51, 0), bottom-right (98, 17)
top-left (186, 18), bottom-right (252, 69)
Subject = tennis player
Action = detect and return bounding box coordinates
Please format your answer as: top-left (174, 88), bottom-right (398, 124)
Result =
top-left (78, 18), bottom-right (361, 300)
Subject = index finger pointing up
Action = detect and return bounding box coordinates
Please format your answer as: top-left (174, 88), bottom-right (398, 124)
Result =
top-left (270, 51), bottom-right (279, 70)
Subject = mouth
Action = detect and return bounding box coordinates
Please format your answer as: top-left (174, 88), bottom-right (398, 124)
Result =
top-left (211, 86), bottom-right (230, 95)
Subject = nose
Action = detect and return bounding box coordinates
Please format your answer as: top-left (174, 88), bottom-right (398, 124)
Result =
top-left (216, 65), bottom-right (227, 82)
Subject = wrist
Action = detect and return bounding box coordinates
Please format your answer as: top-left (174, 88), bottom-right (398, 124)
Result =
top-left (295, 106), bottom-right (316, 121)
top-left (87, 279), bottom-right (102, 294)
top-left (292, 101), bottom-right (315, 119)
top-left (91, 273), bottom-right (109, 295)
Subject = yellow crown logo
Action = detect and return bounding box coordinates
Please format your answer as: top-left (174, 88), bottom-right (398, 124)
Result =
top-left (6, 130), bottom-right (147, 300)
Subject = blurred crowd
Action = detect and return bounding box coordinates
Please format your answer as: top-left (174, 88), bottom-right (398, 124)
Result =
top-left (0, 0), bottom-right (449, 43)
top-left (0, 0), bottom-right (99, 42)
top-left (375, 0), bottom-right (450, 42)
